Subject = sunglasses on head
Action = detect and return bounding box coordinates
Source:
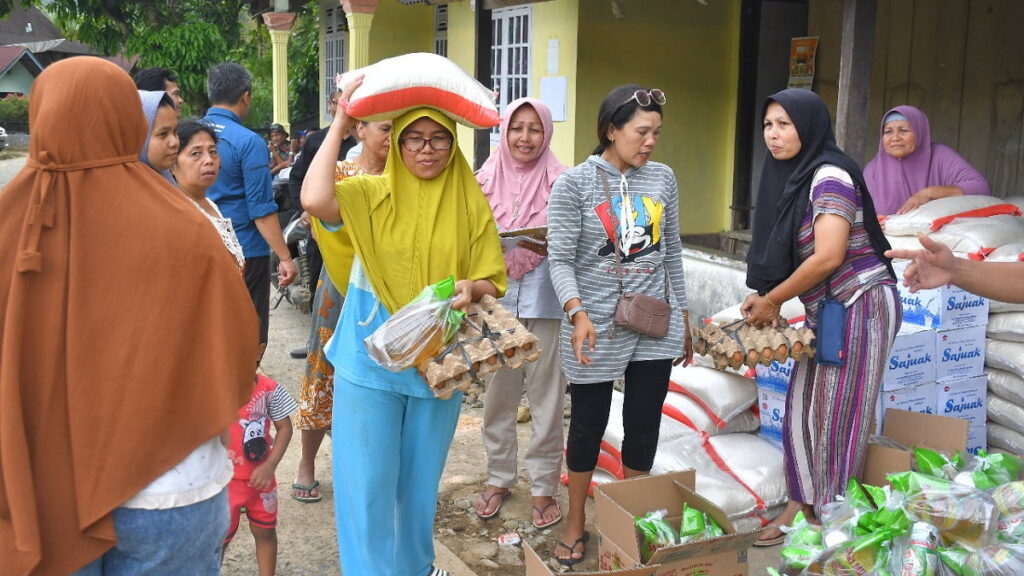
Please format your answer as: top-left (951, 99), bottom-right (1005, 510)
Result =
top-left (623, 89), bottom-right (667, 107)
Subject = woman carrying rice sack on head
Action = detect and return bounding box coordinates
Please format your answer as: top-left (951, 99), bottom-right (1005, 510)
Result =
top-left (472, 97), bottom-right (568, 529)
top-left (742, 89), bottom-right (900, 545)
top-left (547, 84), bottom-right (692, 566)
top-left (301, 77), bottom-right (506, 576)
top-left (864, 105), bottom-right (990, 215)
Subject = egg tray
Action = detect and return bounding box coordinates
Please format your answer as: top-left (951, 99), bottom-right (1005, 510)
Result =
top-left (416, 294), bottom-right (540, 399)
top-left (691, 318), bottom-right (816, 371)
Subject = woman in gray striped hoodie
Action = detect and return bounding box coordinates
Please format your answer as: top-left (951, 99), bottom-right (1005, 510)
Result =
top-left (548, 84), bottom-right (692, 565)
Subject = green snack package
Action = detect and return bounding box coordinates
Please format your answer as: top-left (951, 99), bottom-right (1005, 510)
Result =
top-left (888, 472), bottom-right (998, 550)
top-left (915, 447), bottom-right (961, 481)
top-left (939, 544), bottom-right (1024, 576)
top-left (780, 543), bottom-right (826, 571)
top-left (677, 503), bottom-right (706, 544)
top-left (635, 509), bottom-right (675, 563)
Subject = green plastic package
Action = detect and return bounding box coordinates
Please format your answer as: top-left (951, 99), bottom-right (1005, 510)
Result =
top-left (677, 503), bottom-right (724, 544)
top-left (635, 509), bottom-right (676, 563)
top-left (888, 472), bottom-right (998, 550)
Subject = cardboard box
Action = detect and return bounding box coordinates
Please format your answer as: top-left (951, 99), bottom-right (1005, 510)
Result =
top-left (883, 326), bottom-right (936, 391)
top-left (881, 383), bottom-right (937, 417)
top-left (935, 325), bottom-right (987, 382)
top-left (934, 375), bottom-right (987, 427)
top-left (754, 359), bottom-right (794, 393)
top-left (524, 542), bottom-right (657, 576)
top-left (757, 385), bottom-right (787, 441)
top-left (595, 470), bottom-right (759, 576)
top-left (893, 260), bottom-right (990, 331)
top-left (863, 409), bottom-right (967, 487)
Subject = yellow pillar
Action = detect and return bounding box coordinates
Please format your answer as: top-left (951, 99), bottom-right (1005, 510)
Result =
top-left (262, 12), bottom-right (296, 132)
top-left (341, 0), bottom-right (380, 71)
top-left (345, 12), bottom-right (375, 70)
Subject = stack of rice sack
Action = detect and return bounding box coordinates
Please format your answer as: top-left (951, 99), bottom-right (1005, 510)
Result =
top-left (577, 353), bottom-right (788, 533)
top-left (984, 293), bottom-right (1024, 457)
top-left (767, 447), bottom-right (1024, 576)
top-left (881, 196), bottom-right (1023, 261)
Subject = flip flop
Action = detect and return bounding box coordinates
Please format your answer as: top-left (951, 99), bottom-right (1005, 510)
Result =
top-left (554, 530), bottom-right (590, 566)
top-left (753, 523), bottom-right (786, 547)
top-left (291, 480), bottom-right (323, 503)
top-left (472, 488), bottom-right (509, 520)
top-left (428, 566), bottom-right (449, 576)
top-left (532, 501), bottom-right (563, 529)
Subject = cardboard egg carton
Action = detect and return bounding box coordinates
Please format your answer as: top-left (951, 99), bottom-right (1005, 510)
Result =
top-left (691, 318), bottom-right (815, 371)
top-left (417, 294), bottom-right (540, 399)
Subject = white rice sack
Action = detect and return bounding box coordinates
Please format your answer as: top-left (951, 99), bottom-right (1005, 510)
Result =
top-left (882, 196), bottom-right (1014, 236)
top-left (930, 214), bottom-right (1024, 255)
top-left (987, 394), bottom-right (1024, 436)
top-left (731, 502), bottom-right (789, 532)
top-left (710, 298), bottom-right (806, 324)
top-left (988, 313), bottom-right (1024, 343)
top-left (988, 368), bottom-right (1024, 407)
top-left (986, 243), bottom-right (1024, 263)
top-left (706, 433), bottom-right (789, 510)
top-left (986, 339), bottom-right (1024, 380)
top-left (992, 300), bottom-right (1024, 314)
top-left (1006, 196), bottom-right (1024, 213)
top-left (988, 422), bottom-right (1024, 456)
top-left (603, 389), bottom-right (693, 455)
top-left (653, 432), bottom-right (764, 519)
top-left (670, 365), bottom-right (757, 423)
top-left (885, 233), bottom-right (926, 254)
top-left (663, 391), bottom-right (757, 436)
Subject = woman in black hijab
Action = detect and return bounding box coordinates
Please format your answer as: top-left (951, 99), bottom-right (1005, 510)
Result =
top-left (741, 89), bottom-right (899, 545)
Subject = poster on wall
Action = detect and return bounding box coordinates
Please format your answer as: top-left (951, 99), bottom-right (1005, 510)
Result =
top-left (787, 37), bottom-right (819, 90)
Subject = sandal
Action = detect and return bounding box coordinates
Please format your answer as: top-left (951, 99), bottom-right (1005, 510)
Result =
top-left (754, 523), bottom-right (786, 547)
top-left (472, 487), bottom-right (510, 520)
top-left (291, 480), bottom-right (322, 503)
top-left (532, 501), bottom-right (563, 529)
top-left (554, 530), bottom-right (590, 566)
top-left (428, 566), bottom-right (449, 576)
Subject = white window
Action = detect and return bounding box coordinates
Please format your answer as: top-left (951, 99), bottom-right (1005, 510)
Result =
top-left (322, 4), bottom-right (348, 124)
top-left (433, 5), bottom-right (448, 57)
top-left (490, 5), bottom-right (531, 142)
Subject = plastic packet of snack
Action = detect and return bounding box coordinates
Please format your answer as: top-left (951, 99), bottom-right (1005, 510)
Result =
top-left (990, 482), bottom-right (1024, 517)
top-left (889, 472), bottom-right (999, 550)
top-left (916, 447), bottom-right (963, 482)
top-left (888, 522), bottom-right (948, 576)
top-left (955, 451), bottom-right (1023, 491)
top-left (365, 275), bottom-right (465, 371)
top-left (802, 531), bottom-right (892, 576)
top-left (635, 509), bottom-right (676, 563)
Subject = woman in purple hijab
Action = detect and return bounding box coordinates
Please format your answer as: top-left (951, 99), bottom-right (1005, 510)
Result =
top-left (864, 105), bottom-right (990, 215)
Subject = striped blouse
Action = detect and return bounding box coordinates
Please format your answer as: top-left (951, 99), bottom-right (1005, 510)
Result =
top-left (797, 164), bottom-right (895, 324)
top-left (548, 155), bottom-right (688, 384)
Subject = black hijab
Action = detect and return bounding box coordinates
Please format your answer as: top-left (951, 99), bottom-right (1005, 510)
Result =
top-left (745, 89), bottom-right (893, 292)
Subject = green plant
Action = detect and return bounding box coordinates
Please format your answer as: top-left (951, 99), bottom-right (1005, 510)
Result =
top-left (0, 94), bottom-right (29, 123)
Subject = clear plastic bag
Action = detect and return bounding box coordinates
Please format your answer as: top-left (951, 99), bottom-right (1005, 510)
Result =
top-left (888, 522), bottom-right (955, 576)
top-left (938, 544), bottom-right (1024, 576)
top-left (364, 276), bottom-right (464, 371)
top-left (635, 509), bottom-right (676, 563)
top-left (888, 472), bottom-right (999, 550)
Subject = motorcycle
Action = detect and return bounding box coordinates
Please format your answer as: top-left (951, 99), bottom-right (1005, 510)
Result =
top-left (270, 211), bottom-right (313, 314)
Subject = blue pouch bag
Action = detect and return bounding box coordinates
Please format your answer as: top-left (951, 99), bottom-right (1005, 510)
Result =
top-left (815, 283), bottom-right (847, 366)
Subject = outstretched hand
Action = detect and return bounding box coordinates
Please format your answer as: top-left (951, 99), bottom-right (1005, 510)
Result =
top-left (885, 233), bottom-right (955, 292)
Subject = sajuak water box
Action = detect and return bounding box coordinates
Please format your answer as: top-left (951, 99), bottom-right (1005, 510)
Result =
top-left (883, 325), bottom-right (936, 392)
top-left (893, 260), bottom-right (989, 331)
top-left (935, 325), bottom-right (986, 382)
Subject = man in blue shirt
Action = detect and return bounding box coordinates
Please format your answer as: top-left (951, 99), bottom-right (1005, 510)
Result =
top-left (204, 62), bottom-right (297, 345)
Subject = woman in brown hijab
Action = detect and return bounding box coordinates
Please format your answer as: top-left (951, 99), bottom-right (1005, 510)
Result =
top-left (0, 57), bottom-right (259, 575)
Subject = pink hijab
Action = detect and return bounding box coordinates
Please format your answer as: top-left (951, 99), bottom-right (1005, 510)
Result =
top-left (864, 105), bottom-right (990, 214)
top-left (477, 98), bottom-right (567, 280)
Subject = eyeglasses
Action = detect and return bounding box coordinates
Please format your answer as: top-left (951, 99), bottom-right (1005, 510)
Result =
top-left (623, 89), bottom-right (667, 107)
top-left (399, 136), bottom-right (453, 152)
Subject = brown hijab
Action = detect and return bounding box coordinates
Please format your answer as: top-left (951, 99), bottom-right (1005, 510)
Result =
top-left (0, 57), bottom-right (259, 574)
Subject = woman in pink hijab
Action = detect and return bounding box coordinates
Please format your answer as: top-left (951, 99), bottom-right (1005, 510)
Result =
top-left (472, 98), bottom-right (568, 530)
top-left (864, 105), bottom-right (990, 215)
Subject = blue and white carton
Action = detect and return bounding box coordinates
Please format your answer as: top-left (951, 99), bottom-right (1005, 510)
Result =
top-left (883, 325), bottom-right (936, 392)
top-left (757, 385), bottom-right (787, 447)
top-left (934, 374), bottom-right (987, 427)
top-left (755, 358), bottom-right (794, 393)
top-left (882, 383), bottom-right (937, 417)
top-left (893, 260), bottom-right (989, 331)
top-left (935, 325), bottom-right (986, 382)
top-left (967, 424), bottom-right (988, 455)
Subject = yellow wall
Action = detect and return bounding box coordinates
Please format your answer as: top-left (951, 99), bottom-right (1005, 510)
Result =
top-left (366, 0), bottom-right (435, 63)
top-left (446, 1), bottom-right (480, 165)
top-left (529, 0), bottom-right (580, 167)
top-left (576, 0), bottom-right (740, 234)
